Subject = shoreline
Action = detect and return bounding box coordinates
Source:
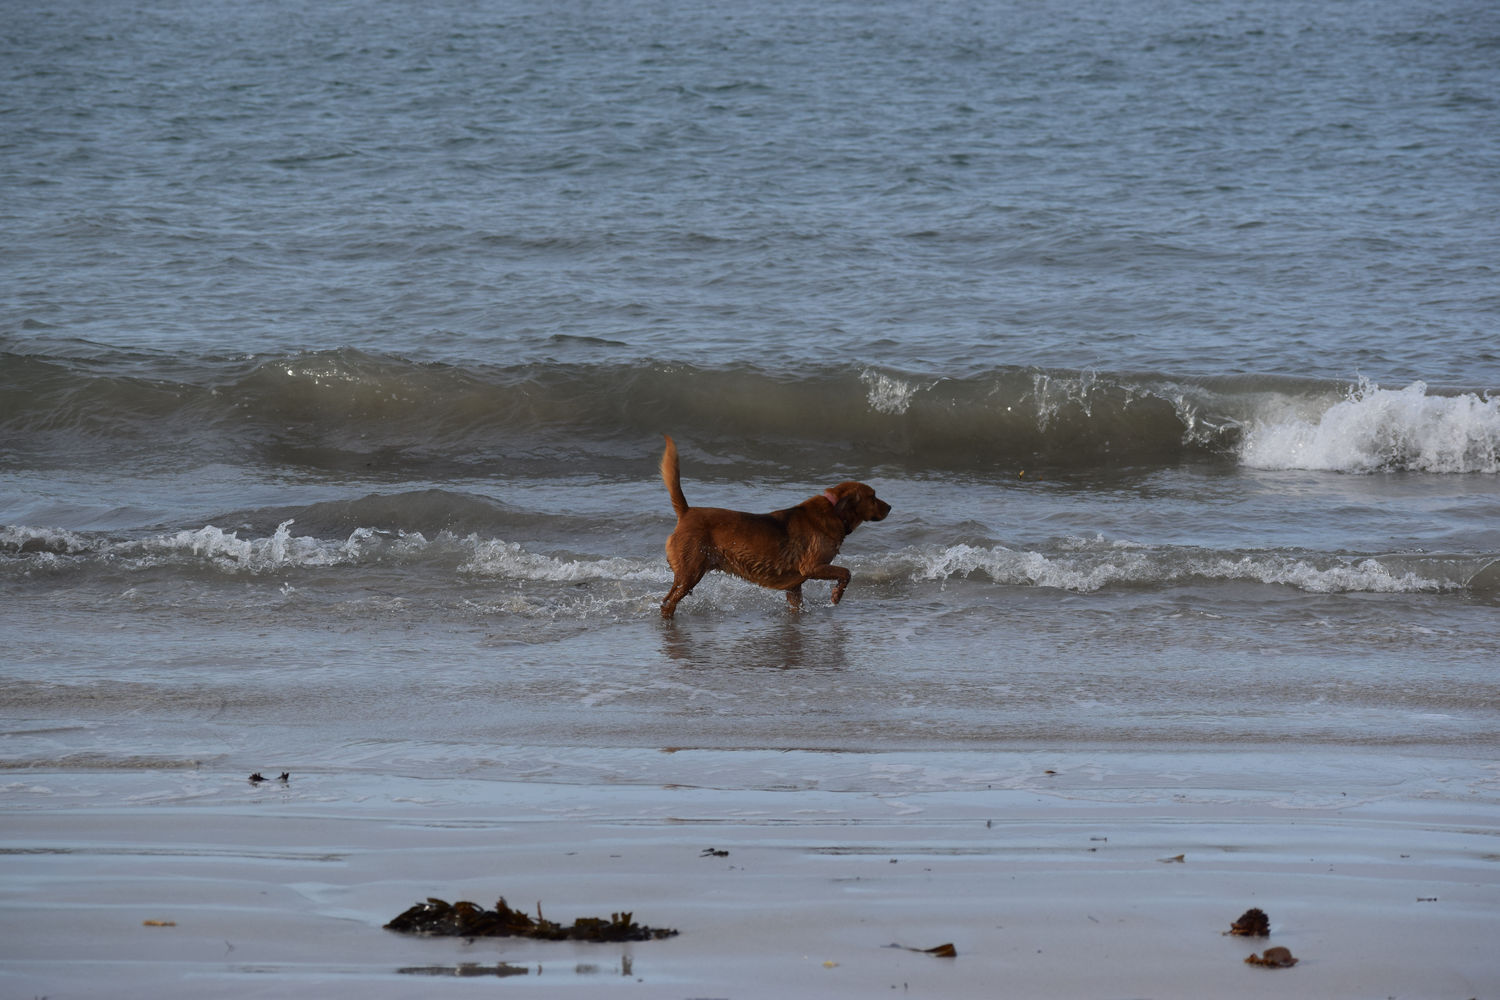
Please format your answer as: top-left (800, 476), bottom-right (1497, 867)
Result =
top-left (3, 757), bottom-right (1497, 998)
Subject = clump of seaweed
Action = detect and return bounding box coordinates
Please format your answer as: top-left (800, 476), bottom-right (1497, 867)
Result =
top-left (1245, 946), bottom-right (1298, 968)
top-left (384, 897), bottom-right (677, 942)
top-left (1225, 907), bottom-right (1270, 937)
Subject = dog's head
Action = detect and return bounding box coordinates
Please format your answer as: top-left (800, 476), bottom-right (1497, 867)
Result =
top-left (824, 481), bottom-right (891, 532)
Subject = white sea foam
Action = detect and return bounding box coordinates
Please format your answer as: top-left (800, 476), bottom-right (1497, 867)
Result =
top-left (2, 520), bottom-right (663, 584)
top-left (860, 369), bottom-right (919, 415)
top-left (0, 525), bottom-right (92, 557)
top-left (905, 541), bottom-right (1158, 592)
top-left (898, 542), bottom-right (1449, 594)
top-left (1030, 370), bottom-right (1099, 428)
top-left (1, 521), bottom-right (1467, 597)
top-left (141, 520), bottom-right (393, 571)
top-left (459, 537), bottom-right (667, 583)
top-left (1197, 554), bottom-right (1443, 593)
top-left (1239, 380), bottom-right (1500, 473)
top-left (133, 524), bottom-right (668, 582)
top-left (1, 520), bottom-right (419, 574)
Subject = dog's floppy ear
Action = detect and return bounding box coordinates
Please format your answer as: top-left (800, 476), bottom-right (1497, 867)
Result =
top-left (822, 482), bottom-right (860, 531)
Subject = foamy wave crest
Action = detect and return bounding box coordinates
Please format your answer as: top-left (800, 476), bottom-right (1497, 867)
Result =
top-left (0, 525), bottom-right (94, 556)
top-left (144, 520), bottom-right (371, 571)
top-left (3, 520), bottom-right (670, 584)
top-left (896, 541), bottom-right (1453, 594)
top-left (3, 520), bottom-right (426, 574)
top-left (903, 541), bottom-right (1156, 592)
top-left (860, 369), bottom-right (920, 415)
top-left (1240, 380), bottom-right (1500, 473)
top-left (460, 538), bottom-right (666, 583)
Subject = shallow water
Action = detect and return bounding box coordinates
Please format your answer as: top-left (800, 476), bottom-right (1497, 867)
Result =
top-left (3, 0), bottom-right (1498, 789)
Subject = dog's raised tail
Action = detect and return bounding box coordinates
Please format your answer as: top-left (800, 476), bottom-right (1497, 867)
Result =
top-left (660, 435), bottom-right (689, 519)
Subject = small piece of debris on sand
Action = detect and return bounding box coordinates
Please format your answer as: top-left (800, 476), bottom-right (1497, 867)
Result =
top-left (886, 942), bottom-right (958, 958)
top-left (384, 897), bottom-right (677, 942)
top-left (1245, 946), bottom-right (1298, 968)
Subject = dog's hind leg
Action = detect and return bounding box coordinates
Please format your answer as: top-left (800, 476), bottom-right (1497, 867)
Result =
top-left (661, 566), bottom-right (707, 619)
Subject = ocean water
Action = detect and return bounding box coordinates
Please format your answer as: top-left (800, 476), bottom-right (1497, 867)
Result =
top-left (3, 0), bottom-right (1499, 803)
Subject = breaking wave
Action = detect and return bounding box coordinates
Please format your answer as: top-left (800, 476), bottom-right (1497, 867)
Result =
top-left (892, 539), bottom-right (1492, 595)
top-left (5, 520), bottom-right (1493, 597)
top-left (4, 347), bottom-right (1495, 474)
top-left (1239, 380), bottom-right (1500, 474)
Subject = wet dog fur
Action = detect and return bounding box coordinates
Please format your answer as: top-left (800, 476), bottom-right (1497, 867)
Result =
top-left (658, 435), bottom-right (891, 618)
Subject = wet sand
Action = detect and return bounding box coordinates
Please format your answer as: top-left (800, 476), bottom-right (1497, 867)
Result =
top-left (3, 759), bottom-right (1496, 999)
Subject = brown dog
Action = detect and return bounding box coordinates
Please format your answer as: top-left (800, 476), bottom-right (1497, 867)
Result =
top-left (658, 435), bottom-right (891, 618)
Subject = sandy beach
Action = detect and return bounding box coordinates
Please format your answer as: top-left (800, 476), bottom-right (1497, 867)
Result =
top-left (4, 751), bottom-right (1496, 999)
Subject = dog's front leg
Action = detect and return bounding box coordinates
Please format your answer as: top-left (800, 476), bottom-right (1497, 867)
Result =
top-left (806, 565), bottom-right (852, 604)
